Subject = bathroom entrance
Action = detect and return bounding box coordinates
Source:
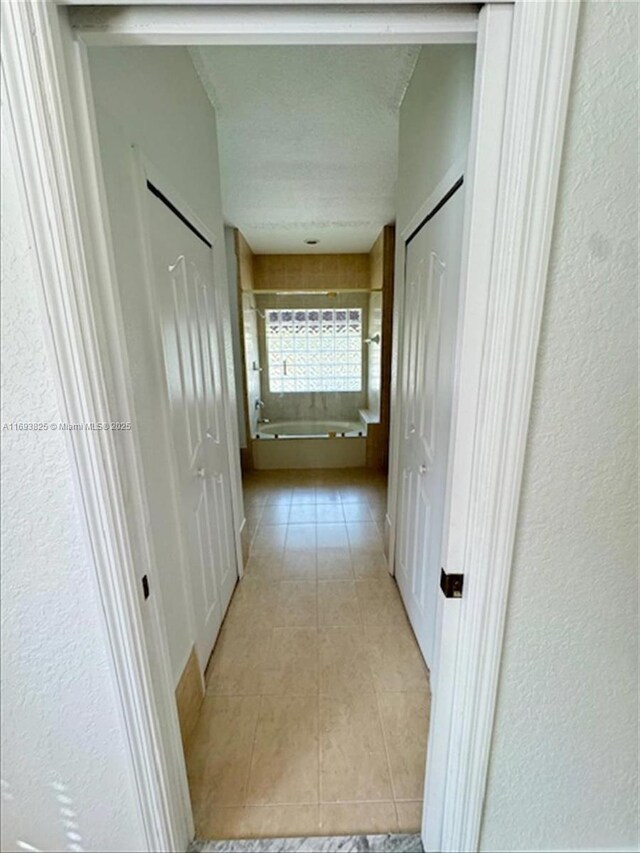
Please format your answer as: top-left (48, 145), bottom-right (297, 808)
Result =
top-left (85, 35), bottom-right (474, 841)
top-left (172, 35), bottom-right (472, 835)
top-left (189, 215), bottom-right (417, 838)
top-left (74, 18), bottom-right (502, 848)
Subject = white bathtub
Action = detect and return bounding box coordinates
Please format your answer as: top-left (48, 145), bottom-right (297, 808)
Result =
top-left (252, 419), bottom-right (367, 469)
top-left (257, 420), bottom-right (364, 439)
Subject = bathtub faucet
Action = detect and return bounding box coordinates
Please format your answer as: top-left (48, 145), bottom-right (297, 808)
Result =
top-left (255, 400), bottom-right (269, 425)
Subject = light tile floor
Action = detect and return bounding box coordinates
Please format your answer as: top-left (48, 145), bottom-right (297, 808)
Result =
top-left (187, 469), bottom-right (430, 840)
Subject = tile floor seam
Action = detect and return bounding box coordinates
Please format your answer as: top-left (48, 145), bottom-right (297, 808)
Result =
top-left (371, 656), bottom-right (400, 814)
top-left (346, 535), bottom-right (356, 583)
top-left (392, 800), bottom-right (403, 832)
top-left (317, 799), bottom-right (398, 804)
top-left (350, 568), bottom-right (364, 625)
top-left (214, 692), bottom-right (324, 698)
top-left (213, 800), bottom-right (319, 807)
top-left (243, 692), bottom-right (265, 808)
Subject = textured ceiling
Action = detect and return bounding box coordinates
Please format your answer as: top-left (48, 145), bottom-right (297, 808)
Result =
top-left (190, 46), bottom-right (419, 254)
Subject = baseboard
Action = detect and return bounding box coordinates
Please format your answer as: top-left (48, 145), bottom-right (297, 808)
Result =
top-left (174, 645), bottom-right (204, 752)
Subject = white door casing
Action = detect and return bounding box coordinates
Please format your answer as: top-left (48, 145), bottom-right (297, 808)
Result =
top-left (146, 188), bottom-right (236, 668)
top-left (396, 181), bottom-right (465, 673)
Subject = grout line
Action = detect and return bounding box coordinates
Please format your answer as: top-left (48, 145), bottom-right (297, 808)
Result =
top-left (317, 798), bottom-right (399, 805)
top-left (374, 688), bottom-right (400, 820)
top-left (210, 690), bottom-right (330, 698)
top-left (206, 687), bottom-right (428, 699)
top-left (208, 798), bottom-right (402, 808)
top-left (369, 634), bottom-right (400, 818)
top-left (393, 800), bottom-right (403, 835)
top-left (242, 692), bottom-right (265, 808)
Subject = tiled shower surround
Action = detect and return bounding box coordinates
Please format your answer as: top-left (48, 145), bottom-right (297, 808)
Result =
top-left (185, 469), bottom-right (430, 840)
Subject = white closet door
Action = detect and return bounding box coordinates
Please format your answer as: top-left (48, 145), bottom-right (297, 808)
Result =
top-left (146, 189), bottom-right (236, 668)
top-left (396, 183), bottom-right (465, 670)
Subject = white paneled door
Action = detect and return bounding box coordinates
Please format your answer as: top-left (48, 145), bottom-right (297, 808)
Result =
top-left (146, 186), bottom-right (237, 669)
top-left (396, 182), bottom-right (465, 671)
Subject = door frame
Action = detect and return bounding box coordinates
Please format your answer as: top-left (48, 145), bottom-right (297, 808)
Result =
top-left (0, 2), bottom-right (579, 851)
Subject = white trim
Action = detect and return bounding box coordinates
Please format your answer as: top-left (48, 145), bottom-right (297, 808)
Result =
top-left (387, 2), bottom-right (579, 849)
top-left (417, 6), bottom-right (513, 849)
top-left (0, 2), bottom-right (190, 850)
top-left (1, 2), bottom-right (579, 852)
top-left (67, 4), bottom-right (478, 45)
top-left (58, 0), bottom-right (509, 5)
top-left (426, 2), bottom-right (580, 851)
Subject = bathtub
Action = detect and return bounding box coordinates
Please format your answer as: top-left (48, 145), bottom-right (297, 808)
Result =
top-left (257, 420), bottom-right (364, 439)
top-left (252, 419), bottom-right (367, 469)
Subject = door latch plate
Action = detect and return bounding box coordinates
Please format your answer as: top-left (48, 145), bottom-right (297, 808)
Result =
top-left (440, 568), bottom-right (464, 598)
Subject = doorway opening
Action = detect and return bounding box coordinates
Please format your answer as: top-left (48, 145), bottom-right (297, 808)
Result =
top-left (85, 37), bottom-right (473, 841)
top-left (77, 41), bottom-right (475, 842)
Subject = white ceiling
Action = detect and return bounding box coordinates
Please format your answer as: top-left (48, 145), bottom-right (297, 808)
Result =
top-left (190, 46), bottom-right (419, 254)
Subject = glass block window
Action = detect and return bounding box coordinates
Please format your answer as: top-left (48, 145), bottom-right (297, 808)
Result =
top-left (265, 308), bottom-right (363, 393)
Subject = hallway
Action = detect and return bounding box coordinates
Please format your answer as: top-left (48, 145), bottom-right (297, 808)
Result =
top-left (186, 469), bottom-right (430, 840)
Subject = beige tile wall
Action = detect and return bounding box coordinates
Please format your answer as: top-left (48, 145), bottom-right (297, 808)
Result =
top-left (253, 254), bottom-right (370, 292)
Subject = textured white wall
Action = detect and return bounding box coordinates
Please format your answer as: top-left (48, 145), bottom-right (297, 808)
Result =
top-left (396, 44), bottom-right (475, 232)
top-left (89, 47), bottom-right (223, 235)
top-left (480, 3), bottom-right (639, 850)
top-left (88, 47), bottom-right (231, 685)
top-left (0, 107), bottom-right (145, 853)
